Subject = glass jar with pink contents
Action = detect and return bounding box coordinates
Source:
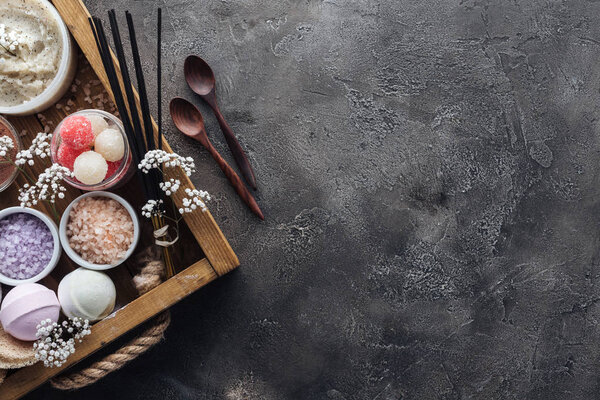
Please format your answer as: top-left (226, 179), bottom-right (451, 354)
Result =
top-left (51, 109), bottom-right (134, 191)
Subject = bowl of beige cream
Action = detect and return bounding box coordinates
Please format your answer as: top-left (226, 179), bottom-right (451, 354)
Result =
top-left (0, 0), bottom-right (77, 116)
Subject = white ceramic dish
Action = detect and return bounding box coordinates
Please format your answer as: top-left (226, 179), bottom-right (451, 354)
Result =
top-left (0, 207), bottom-right (61, 286)
top-left (59, 191), bottom-right (140, 270)
top-left (0, 0), bottom-right (77, 116)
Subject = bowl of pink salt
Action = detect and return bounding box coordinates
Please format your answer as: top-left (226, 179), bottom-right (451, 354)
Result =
top-left (0, 116), bottom-right (22, 193)
top-left (59, 191), bottom-right (140, 270)
top-left (0, 207), bottom-right (61, 286)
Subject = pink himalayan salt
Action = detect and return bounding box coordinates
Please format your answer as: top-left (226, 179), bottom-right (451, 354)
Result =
top-left (66, 197), bottom-right (134, 265)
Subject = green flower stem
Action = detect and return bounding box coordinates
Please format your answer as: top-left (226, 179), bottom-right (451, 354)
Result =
top-left (2, 155), bottom-right (60, 222)
top-left (1, 156), bottom-right (35, 184)
top-left (46, 202), bottom-right (60, 223)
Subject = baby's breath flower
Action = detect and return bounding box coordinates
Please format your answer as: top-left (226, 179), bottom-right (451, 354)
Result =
top-left (18, 164), bottom-right (73, 207)
top-left (138, 150), bottom-right (195, 176)
top-left (0, 135), bottom-right (14, 158)
top-left (141, 199), bottom-right (164, 219)
top-left (159, 178), bottom-right (181, 196)
top-left (34, 317), bottom-right (91, 368)
top-left (15, 132), bottom-right (52, 166)
top-left (179, 188), bottom-right (210, 214)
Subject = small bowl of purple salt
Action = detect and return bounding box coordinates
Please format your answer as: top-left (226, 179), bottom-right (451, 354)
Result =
top-left (0, 207), bottom-right (61, 286)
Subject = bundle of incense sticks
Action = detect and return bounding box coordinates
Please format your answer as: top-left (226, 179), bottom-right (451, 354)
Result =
top-left (89, 10), bottom-right (176, 277)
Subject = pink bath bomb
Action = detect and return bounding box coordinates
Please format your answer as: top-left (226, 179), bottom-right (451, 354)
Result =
top-left (0, 284), bottom-right (60, 341)
top-left (60, 115), bottom-right (94, 150)
top-left (57, 143), bottom-right (85, 170)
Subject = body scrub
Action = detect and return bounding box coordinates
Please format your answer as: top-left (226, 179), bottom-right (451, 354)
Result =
top-left (0, 0), bottom-right (63, 107)
top-left (66, 196), bottom-right (134, 265)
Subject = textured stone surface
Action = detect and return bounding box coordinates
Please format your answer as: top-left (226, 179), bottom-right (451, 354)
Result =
top-left (26, 0), bottom-right (600, 399)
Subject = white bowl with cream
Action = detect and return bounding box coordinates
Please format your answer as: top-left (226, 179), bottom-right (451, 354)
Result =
top-left (0, 0), bottom-right (77, 116)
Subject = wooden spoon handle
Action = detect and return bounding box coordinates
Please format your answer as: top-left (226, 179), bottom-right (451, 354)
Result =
top-left (212, 106), bottom-right (258, 190)
top-left (206, 144), bottom-right (264, 220)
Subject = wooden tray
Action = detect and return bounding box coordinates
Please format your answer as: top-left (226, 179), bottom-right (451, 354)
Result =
top-left (0, 1), bottom-right (239, 398)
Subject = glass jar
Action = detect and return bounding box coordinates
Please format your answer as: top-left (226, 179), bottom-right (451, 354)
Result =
top-left (0, 115), bottom-right (22, 192)
top-left (51, 109), bottom-right (134, 191)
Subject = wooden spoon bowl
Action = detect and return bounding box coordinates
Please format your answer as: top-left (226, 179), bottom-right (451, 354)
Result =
top-left (169, 97), bottom-right (209, 147)
top-left (169, 97), bottom-right (264, 220)
top-left (184, 56), bottom-right (215, 97)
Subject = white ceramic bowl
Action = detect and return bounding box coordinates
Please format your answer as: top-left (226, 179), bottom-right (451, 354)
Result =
top-left (0, 207), bottom-right (61, 286)
top-left (0, 0), bottom-right (77, 116)
top-left (59, 191), bottom-right (140, 270)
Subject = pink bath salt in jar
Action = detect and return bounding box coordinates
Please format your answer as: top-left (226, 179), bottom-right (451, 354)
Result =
top-left (51, 109), bottom-right (134, 191)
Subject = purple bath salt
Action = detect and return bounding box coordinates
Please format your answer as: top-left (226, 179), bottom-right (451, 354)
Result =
top-left (0, 213), bottom-right (54, 280)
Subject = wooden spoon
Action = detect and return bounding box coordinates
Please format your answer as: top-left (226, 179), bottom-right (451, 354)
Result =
top-left (169, 97), bottom-right (264, 220)
top-left (184, 55), bottom-right (257, 190)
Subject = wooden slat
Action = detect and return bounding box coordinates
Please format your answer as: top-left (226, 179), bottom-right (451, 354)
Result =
top-left (0, 258), bottom-right (218, 400)
top-left (51, 0), bottom-right (239, 276)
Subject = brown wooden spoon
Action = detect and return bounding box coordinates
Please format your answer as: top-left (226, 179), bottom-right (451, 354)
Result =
top-left (184, 55), bottom-right (257, 190)
top-left (170, 97), bottom-right (264, 220)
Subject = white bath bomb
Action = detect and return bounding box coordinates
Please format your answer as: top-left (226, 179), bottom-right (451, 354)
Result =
top-left (87, 114), bottom-right (109, 138)
top-left (94, 128), bottom-right (124, 162)
top-left (73, 151), bottom-right (108, 185)
top-left (58, 268), bottom-right (116, 322)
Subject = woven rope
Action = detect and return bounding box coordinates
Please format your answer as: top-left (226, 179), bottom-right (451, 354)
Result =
top-left (50, 256), bottom-right (171, 390)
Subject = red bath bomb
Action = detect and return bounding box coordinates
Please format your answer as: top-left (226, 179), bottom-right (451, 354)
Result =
top-left (105, 160), bottom-right (122, 179)
top-left (60, 116), bottom-right (94, 150)
top-left (57, 143), bottom-right (85, 170)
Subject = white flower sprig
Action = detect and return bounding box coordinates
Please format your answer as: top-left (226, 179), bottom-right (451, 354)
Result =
top-left (179, 188), bottom-right (211, 214)
top-left (138, 149), bottom-right (210, 218)
top-left (138, 150), bottom-right (195, 176)
top-left (34, 317), bottom-right (91, 368)
top-left (141, 199), bottom-right (163, 218)
top-left (0, 135), bottom-right (14, 157)
top-left (15, 132), bottom-right (52, 166)
top-left (138, 149), bottom-right (212, 252)
top-left (159, 178), bottom-right (181, 196)
top-left (18, 164), bottom-right (73, 207)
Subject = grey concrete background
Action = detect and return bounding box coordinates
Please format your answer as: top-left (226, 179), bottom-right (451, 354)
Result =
top-left (24, 0), bottom-right (600, 399)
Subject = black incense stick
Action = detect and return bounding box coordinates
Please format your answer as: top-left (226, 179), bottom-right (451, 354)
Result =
top-left (107, 12), bottom-right (145, 166)
top-left (157, 8), bottom-right (162, 151)
top-left (125, 11), bottom-right (162, 200)
top-left (125, 12), bottom-right (154, 153)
